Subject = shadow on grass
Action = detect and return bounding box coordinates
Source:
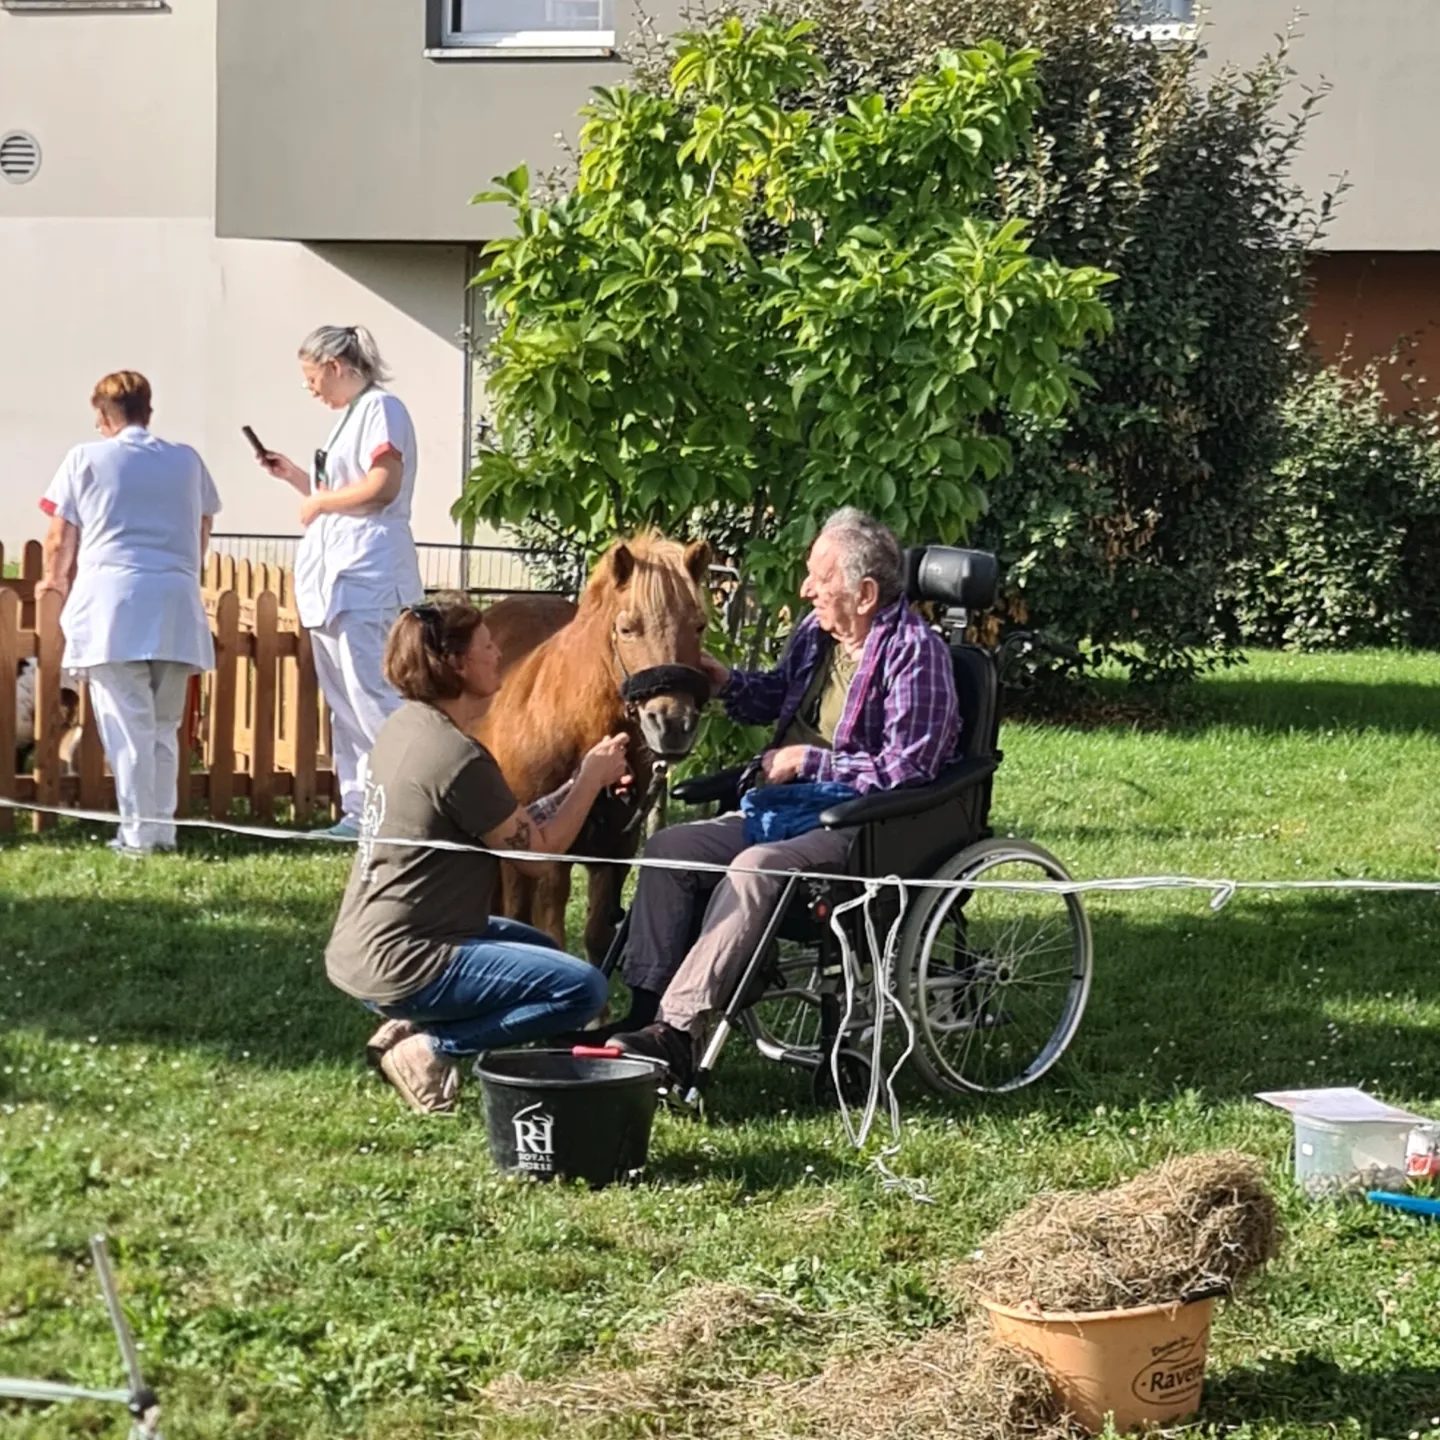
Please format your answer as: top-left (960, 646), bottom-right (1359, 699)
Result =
top-left (694, 887), bottom-right (1440, 1128)
top-left (1180, 677), bottom-right (1440, 737)
top-left (1018, 672), bottom-right (1440, 739)
top-left (0, 888), bottom-right (357, 1075)
top-left (3, 848), bottom-right (1437, 1124)
top-left (1204, 1353), bottom-right (1440, 1432)
top-left (647, 1128), bottom-right (843, 1187)
top-left (1057, 891), bottom-right (1440, 1108)
top-left (696, 888), bottom-right (1440, 1130)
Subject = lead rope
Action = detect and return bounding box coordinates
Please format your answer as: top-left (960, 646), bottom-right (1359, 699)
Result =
top-left (619, 758), bottom-right (669, 836)
top-left (828, 879), bottom-right (934, 1204)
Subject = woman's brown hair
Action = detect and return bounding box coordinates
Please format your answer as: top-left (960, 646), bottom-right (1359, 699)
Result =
top-left (384, 594), bottom-right (487, 704)
top-left (91, 371), bottom-right (153, 426)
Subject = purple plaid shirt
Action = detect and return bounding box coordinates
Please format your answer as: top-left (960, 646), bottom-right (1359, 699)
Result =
top-left (724, 600), bottom-right (960, 795)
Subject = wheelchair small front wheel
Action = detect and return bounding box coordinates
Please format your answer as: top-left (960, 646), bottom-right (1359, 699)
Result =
top-left (896, 837), bottom-right (1092, 1095)
top-left (812, 1047), bottom-right (872, 1109)
top-left (741, 945), bottom-right (829, 1068)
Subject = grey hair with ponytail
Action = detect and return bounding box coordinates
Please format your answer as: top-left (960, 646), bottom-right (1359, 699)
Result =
top-left (298, 325), bottom-right (391, 385)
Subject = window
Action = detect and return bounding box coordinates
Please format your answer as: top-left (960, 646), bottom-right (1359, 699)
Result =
top-left (1125, 0), bottom-right (1197, 38)
top-left (1130, 0), bottom-right (1194, 16)
top-left (440, 0), bottom-right (614, 53)
top-left (0, 2), bottom-right (167, 10)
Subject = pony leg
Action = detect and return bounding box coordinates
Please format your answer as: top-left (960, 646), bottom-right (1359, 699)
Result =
top-left (531, 862), bottom-right (573, 951)
top-left (583, 860), bottom-right (629, 966)
top-left (496, 861), bottom-right (532, 926)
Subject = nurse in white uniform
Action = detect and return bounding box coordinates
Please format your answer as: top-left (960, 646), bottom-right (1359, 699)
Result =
top-left (257, 325), bottom-right (422, 837)
top-left (34, 370), bottom-right (221, 856)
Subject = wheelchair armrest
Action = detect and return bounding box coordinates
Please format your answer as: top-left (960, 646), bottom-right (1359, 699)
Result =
top-left (671, 765), bottom-right (745, 808)
top-left (818, 757), bottom-right (999, 828)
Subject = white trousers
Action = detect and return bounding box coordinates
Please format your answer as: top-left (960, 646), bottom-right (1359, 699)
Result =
top-left (87, 660), bottom-right (192, 851)
top-left (309, 609), bottom-right (403, 821)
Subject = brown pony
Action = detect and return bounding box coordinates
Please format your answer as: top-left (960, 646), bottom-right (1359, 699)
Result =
top-left (477, 532), bottom-right (712, 960)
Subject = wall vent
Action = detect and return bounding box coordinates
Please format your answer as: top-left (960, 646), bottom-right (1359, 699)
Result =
top-left (0, 131), bottom-right (42, 185)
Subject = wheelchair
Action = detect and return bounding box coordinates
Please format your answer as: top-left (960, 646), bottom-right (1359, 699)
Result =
top-left (603, 546), bottom-right (1094, 1106)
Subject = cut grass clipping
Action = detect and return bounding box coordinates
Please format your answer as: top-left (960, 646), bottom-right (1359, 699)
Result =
top-left (485, 1152), bottom-right (1280, 1438)
top-left (484, 1284), bottom-right (1074, 1440)
top-left (965, 1149), bottom-right (1282, 1313)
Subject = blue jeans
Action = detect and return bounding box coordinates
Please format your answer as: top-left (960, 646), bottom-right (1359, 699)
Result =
top-left (376, 919), bottom-right (608, 1059)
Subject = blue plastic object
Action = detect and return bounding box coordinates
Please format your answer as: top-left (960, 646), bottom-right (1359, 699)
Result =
top-left (1365, 1190), bottom-right (1440, 1220)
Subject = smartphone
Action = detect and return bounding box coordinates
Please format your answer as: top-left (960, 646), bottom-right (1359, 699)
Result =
top-left (241, 425), bottom-right (269, 459)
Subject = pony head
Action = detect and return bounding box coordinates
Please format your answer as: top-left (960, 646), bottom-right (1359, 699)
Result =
top-left (583, 531), bottom-right (712, 758)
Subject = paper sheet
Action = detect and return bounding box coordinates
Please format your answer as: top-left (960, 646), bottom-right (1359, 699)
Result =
top-left (1254, 1086), bottom-right (1430, 1124)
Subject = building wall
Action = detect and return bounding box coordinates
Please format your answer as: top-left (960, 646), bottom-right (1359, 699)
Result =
top-left (1308, 252), bottom-right (1440, 406)
top-left (6, 0), bottom-right (1440, 555)
top-left (215, 0), bottom-right (681, 243)
top-left (1206, 0), bottom-right (1440, 253)
top-left (0, 0), bottom-right (473, 550)
top-left (215, 0), bottom-right (1440, 249)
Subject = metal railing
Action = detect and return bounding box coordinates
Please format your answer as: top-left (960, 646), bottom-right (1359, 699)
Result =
top-left (208, 534), bottom-right (586, 599)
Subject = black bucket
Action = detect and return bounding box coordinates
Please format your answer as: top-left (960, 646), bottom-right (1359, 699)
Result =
top-left (474, 1048), bottom-right (664, 1187)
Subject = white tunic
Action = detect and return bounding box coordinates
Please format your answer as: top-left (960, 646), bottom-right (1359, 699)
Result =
top-left (40, 426), bottom-right (221, 673)
top-left (292, 387), bottom-right (424, 630)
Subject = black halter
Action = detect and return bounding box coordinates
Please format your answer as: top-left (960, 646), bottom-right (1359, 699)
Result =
top-left (609, 635), bottom-right (712, 834)
top-left (619, 663), bottom-right (712, 708)
top-left (611, 629), bottom-right (712, 717)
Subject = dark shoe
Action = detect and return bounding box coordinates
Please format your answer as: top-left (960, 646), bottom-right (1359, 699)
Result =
top-left (612, 1022), bottom-right (695, 1090)
top-left (573, 987), bottom-right (661, 1044)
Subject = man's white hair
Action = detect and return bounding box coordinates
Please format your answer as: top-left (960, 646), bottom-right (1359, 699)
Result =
top-left (818, 507), bottom-right (904, 605)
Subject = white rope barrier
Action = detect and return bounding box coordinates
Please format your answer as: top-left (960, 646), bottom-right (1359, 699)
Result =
top-left (2, 792), bottom-right (1435, 1218)
top-left (4, 797), bottom-right (1440, 906)
top-left (827, 880), bottom-right (936, 1204)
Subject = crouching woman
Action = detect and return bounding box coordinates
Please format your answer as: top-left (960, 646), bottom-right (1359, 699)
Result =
top-left (324, 597), bottom-right (627, 1115)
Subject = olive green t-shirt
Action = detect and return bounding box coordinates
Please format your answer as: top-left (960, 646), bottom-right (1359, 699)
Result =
top-left (780, 642), bottom-right (860, 750)
top-left (325, 702), bottom-right (518, 1004)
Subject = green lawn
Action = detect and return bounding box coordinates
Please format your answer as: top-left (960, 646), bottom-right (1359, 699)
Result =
top-left (2, 650), bottom-right (1438, 1438)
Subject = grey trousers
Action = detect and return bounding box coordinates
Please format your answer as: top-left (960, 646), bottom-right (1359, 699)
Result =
top-left (622, 813), bottom-right (854, 1035)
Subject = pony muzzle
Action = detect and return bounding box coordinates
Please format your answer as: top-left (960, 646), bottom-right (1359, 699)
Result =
top-left (637, 699), bottom-right (700, 757)
top-left (620, 664), bottom-right (710, 758)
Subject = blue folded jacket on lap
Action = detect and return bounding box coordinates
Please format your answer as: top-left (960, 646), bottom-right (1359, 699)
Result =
top-left (739, 781), bottom-right (860, 846)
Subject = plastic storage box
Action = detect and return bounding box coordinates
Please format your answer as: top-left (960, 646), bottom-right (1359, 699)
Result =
top-left (1293, 1113), bottom-right (1412, 1197)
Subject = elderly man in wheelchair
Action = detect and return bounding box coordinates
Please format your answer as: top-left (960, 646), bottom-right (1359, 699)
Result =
top-left (610, 507), bottom-right (959, 1085)
top-left (607, 506), bottom-right (1095, 1106)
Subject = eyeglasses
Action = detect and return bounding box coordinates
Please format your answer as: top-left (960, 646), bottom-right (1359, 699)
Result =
top-left (405, 603), bottom-right (447, 655)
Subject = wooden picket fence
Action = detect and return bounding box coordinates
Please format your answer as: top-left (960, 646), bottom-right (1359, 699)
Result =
top-left (0, 540), bottom-right (336, 835)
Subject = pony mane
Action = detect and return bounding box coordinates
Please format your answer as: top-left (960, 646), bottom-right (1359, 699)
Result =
top-left (582, 530), bottom-right (706, 616)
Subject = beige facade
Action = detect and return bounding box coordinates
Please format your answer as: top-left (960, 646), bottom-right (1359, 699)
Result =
top-left (1208, 0), bottom-right (1440, 253)
top-left (0, 0), bottom-right (473, 550)
top-left (1, 0), bottom-right (1437, 555)
top-left (215, 0), bottom-right (671, 243)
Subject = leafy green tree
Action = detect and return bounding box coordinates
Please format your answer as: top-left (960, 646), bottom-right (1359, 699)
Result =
top-left (458, 17), bottom-right (1111, 660)
top-left (701, 0), bottom-right (1322, 682)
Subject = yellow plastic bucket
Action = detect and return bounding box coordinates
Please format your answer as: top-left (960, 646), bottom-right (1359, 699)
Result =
top-left (981, 1293), bottom-right (1216, 1434)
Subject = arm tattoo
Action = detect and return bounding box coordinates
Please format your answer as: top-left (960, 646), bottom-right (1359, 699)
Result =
top-left (526, 777), bottom-right (576, 830)
top-left (497, 816), bottom-right (533, 852)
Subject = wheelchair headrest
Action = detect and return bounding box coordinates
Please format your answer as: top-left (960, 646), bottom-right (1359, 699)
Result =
top-left (903, 546), bottom-right (999, 611)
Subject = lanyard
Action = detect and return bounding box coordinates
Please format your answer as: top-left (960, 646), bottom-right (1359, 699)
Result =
top-left (314, 384), bottom-right (373, 489)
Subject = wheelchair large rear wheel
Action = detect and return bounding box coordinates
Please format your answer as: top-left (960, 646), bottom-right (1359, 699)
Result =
top-left (896, 837), bottom-right (1091, 1095)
